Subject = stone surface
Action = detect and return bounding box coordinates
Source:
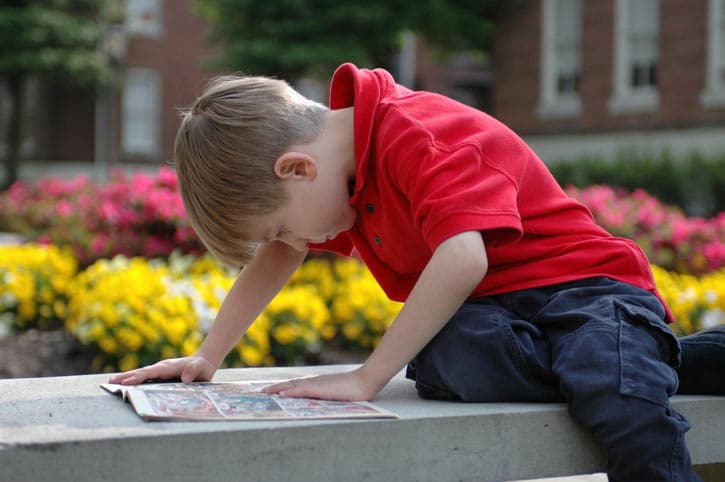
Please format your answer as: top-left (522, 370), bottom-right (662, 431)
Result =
top-left (2, 365), bottom-right (724, 482)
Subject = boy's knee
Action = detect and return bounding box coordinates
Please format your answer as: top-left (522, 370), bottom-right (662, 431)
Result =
top-left (410, 303), bottom-right (561, 402)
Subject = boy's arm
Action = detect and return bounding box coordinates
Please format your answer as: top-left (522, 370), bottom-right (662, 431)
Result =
top-left (194, 241), bottom-right (307, 368)
top-left (109, 241), bottom-right (307, 385)
top-left (264, 230), bottom-right (487, 401)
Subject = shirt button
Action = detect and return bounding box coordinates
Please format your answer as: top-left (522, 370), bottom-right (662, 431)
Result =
top-left (374, 235), bottom-right (381, 246)
top-left (366, 203), bottom-right (375, 213)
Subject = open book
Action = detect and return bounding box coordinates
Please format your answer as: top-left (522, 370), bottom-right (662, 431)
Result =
top-left (102, 381), bottom-right (398, 421)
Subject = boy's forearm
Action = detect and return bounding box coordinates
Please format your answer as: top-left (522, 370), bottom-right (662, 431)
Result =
top-left (358, 231), bottom-right (488, 393)
top-left (197, 241), bottom-right (307, 368)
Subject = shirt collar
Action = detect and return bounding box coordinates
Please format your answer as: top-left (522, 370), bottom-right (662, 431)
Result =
top-left (329, 63), bottom-right (392, 204)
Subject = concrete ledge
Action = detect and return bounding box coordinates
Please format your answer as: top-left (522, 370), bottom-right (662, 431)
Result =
top-left (1, 365), bottom-right (724, 482)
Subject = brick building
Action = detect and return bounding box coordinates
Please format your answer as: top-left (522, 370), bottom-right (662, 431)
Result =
top-left (492, 0), bottom-right (725, 162)
top-left (112, 0), bottom-right (214, 165)
top-left (4, 0), bottom-right (724, 183)
top-left (0, 0), bottom-right (215, 182)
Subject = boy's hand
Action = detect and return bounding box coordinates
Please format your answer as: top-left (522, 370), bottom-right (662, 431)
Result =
top-left (262, 368), bottom-right (379, 401)
top-left (108, 355), bottom-right (216, 385)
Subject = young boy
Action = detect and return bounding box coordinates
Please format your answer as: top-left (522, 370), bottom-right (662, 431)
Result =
top-left (111, 63), bottom-right (719, 480)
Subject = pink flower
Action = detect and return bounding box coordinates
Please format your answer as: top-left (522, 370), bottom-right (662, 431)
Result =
top-left (671, 218), bottom-right (692, 245)
top-left (100, 200), bottom-right (121, 223)
top-left (157, 166), bottom-right (179, 189)
top-left (144, 236), bottom-right (175, 258)
top-left (703, 241), bottom-right (725, 270)
top-left (55, 200), bottom-right (74, 218)
top-left (91, 234), bottom-right (110, 256)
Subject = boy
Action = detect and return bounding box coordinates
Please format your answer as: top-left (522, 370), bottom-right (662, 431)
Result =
top-left (111, 63), bottom-right (719, 480)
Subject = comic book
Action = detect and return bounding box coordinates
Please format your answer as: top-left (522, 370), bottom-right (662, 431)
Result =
top-left (101, 381), bottom-right (398, 421)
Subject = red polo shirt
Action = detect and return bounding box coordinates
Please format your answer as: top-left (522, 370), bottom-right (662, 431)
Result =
top-left (312, 63), bottom-right (673, 321)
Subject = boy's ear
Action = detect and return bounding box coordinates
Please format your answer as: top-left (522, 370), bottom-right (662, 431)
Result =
top-left (273, 152), bottom-right (318, 180)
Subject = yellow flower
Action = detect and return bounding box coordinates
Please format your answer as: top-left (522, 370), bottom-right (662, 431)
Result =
top-left (653, 265), bottom-right (725, 335)
top-left (99, 305), bottom-right (119, 327)
top-left (39, 304), bottom-right (53, 319)
top-left (18, 301), bottom-right (36, 321)
top-left (342, 323), bottom-right (363, 341)
top-left (64, 254), bottom-right (202, 372)
top-left (39, 287), bottom-right (53, 303)
top-left (98, 336), bottom-right (119, 354)
top-left (163, 318), bottom-right (188, 346)
top-left (53, 300), bottom-right (66, 318)
top-left (117, 327), bottom-right (144, 352)
top-left (119, 354), bottom-right (139, 372)
top-left (0, 244), bottom-right (78, 330)
top-left (182, 332), bottom-right (202, 356)
top-left (321, 325), bottom-right (336, 341)
top-left (245, 320), bottom-right (270, 352)
top-left (138, 323), bottom-right (161, 344)
top-left (89, 323), bottom-right (106, 341)
top-left (239, 345), bottom-right (265, 366)
top-left (161, 345), bottom-right (177, 359)
top-left (332, 300), bottom-right (355, 323)
top-left (272, 324), bottom-right (299, 345)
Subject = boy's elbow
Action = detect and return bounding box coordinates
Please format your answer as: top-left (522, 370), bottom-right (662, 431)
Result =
top-left (473, 250), bottom-right (488, 280)
top-left (439, 231), bottom-right (488, 286)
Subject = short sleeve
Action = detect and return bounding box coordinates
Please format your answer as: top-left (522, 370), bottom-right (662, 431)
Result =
top-left (389, 139), bottom-right (524, 252)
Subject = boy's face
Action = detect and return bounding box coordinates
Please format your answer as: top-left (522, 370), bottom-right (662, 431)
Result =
top-left (251, 172), bottom-right (357, 252)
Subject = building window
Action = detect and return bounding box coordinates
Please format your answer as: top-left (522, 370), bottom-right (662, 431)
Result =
top-left (701, 0), bottom-right (725, 108)
top-left (122, 68), bottom-right (160, 158)
top-left (125, 0), bottom-right (163, 38)
top-left (538, 0), bottom-right (582, 119)
top-left (608, 0), bottom-right (660, 114)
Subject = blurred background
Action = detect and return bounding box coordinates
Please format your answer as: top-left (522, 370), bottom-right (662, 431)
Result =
top-left (0, 1), bottom-right (723, 379)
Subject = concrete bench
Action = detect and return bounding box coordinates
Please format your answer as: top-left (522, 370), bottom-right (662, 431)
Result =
top-left (1, 365), bottom-right (724, 482)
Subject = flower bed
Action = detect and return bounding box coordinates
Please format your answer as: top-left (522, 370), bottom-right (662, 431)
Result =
top-left (0, 242), bottom-right (401, 373)
top-left (2, 173), bottom-right (722, 276)
top-left (1, 174), bottom-right (723, 373)
top-left (0, 244), bottom-right (721, 373)
top-left (65, 256), bottom-right (206, 372)
top-left (65, 253), bottom-right (402, 372)
top-left (0, 168), bottom-right (204, 266)
top-left (567, 185), bottom-right (725, 275)
top-left (652, 265), bottom-right (725, 335)
top-left (0, 244), bottom-right (77, 331)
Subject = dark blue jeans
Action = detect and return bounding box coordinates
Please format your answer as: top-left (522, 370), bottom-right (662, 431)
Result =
top-left (406, 277), bottom-right (700, 482)
top-left (677, 325), bottom-right (725, 395)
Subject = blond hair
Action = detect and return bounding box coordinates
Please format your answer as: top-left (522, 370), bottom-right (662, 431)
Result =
top-left (174, 74), bottom-right (328, 269)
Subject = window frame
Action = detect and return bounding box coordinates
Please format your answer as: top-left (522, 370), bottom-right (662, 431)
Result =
top-left (608, 0), bottom-right (661, 114)
top-left (537, 0), bottom-right (583, 119)
top-left (121, 68), bottom-right (161, 159)
top-left (125, 0), bottom-right (164, 38)
top-left (701, 0), bottom-right (725, 108)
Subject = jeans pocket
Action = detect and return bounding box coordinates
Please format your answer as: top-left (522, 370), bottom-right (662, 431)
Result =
top-left (616, 300), bottom-right (680, 406)
top-left (505, 319), bottom-right (557, 384)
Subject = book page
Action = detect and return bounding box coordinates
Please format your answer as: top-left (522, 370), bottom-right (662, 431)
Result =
top-left (101, 381), bottom-right (398, 421)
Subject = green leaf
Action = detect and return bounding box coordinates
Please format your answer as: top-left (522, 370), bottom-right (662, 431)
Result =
top-left (0, 0), bottom-right (107, 85)
top-left (193, 0), bottom-right (510, 80)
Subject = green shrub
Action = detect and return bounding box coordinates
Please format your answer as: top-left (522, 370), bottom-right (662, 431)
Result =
top-left (549, 151), bottom-right (725, 217)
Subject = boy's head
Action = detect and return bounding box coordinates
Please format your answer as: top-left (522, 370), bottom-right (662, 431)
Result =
top-left (174, 74), bottom-right (329, 269)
